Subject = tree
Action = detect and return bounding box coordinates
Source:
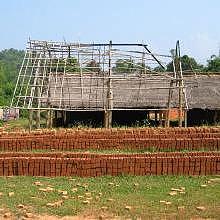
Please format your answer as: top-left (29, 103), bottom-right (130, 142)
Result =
top-left (113, 59), bottom-right (135, 73)
top-left (0, 49), bottom-right (25, 82)
top-left (85, 60), bottom-right (101, 72)
top-left (167, 55), bottom-right (202, 72)
top-left (66, 57), bottom-right (80, 72)
top-left (0, 49), bottom-right (25, 105)
top-left (153, 66), bottom-right (165, 72)
top-left (51, 57), bottom-right (79, 73)
top-left (205, 55), bottom-right (220, 72)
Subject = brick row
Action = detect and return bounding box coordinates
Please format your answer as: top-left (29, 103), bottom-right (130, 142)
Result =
top-left (0, 151), bottom-right (219, 159)
top-left (1, 127), bottom-right (220, 138)
top-left (0, 153), bottom-right (219, 177)
top-left (0, 137), bottom-right (219, 151)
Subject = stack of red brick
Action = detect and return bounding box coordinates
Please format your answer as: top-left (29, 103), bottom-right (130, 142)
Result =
top-left (0, 127), bottom-right (219, 177)
top-left (0, 127), bottom-right (220, 151)
top-left (0, 152), bottom-right (219, 177)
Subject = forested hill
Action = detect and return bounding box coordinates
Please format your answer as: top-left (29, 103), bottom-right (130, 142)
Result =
top-left (0, 49), bottom-right (25, 106)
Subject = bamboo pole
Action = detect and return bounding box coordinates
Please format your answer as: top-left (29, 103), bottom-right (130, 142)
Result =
top-left (105, 40), bottom-right (113, 128)
top-left (166, 80), bottom-right (174, 127)
top-left (184, 109), bottom-right (187, 127)
top-left (29, 109), bottom-right (33, 131)
top-left (178, 81), bottom-right (183, 127)
top-left (159, 111), bottom-right (163, 127)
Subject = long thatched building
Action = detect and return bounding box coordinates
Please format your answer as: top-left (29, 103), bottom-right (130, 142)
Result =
top-left (10, 40), bottom-right (220, 129)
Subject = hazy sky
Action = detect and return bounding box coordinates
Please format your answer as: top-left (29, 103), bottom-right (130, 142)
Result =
top-left (0, 0), bottom-right (219, 64)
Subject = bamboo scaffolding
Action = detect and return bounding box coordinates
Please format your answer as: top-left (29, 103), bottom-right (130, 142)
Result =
top-left (11, 39), bottom-right (188, 129)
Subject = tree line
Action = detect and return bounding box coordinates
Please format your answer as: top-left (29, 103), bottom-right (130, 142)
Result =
top-left (0, 48), bottom-right (219, 106)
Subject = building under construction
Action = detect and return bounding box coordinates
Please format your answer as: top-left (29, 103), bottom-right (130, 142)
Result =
top-left (10, 39), bottom-right (220, 129)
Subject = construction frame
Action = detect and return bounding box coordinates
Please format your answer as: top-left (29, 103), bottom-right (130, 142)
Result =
top-left (11, 39), bottom-right (188, 129)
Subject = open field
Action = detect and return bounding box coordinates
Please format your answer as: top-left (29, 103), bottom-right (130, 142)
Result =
top-left (0, 175), bottom-right (220, 219)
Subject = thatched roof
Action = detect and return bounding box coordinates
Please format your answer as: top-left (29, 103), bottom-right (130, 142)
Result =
top-left (185, 75), bottom-right (220, 109)
top-left (47, 73), bottom-right (220, 110)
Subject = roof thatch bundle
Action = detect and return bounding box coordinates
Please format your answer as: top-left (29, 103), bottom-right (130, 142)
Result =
top-left (46, 73), bottom-right (220, 110)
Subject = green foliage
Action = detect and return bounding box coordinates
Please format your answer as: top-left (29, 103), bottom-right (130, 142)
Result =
top-left (84, 60), bottom-right (101, 72)
top-left (153, 65), bottom-right (165, 72)
top-left (205, 55), bottom-right (220, 72)
top-left (66, 57), bottom-right (80, 72)
top-left (50, 57), bottom-right (80, 73)
top-left (167, 55), bottom-right (203, 72)
top-left (114, 59), bottom-right (135, 73)
top-left (0, 49), bottom-right (24, 106)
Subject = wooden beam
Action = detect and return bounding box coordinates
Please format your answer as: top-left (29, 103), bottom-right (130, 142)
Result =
top-left (29, 109), bottom-right (33, 131)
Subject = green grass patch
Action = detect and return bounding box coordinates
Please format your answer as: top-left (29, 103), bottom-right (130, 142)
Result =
top-left (3, 118), bottom-right (29, 131)
top-left (0, 175), bottom-right (219, 219)
top-left (0, 148), bottom-right (217, 154)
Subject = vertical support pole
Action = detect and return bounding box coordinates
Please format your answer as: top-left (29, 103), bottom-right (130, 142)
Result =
top-left (178, 79), bottom-right (183, 128)
top-left (155, 111), bottom-right (158, 124)
top-left (62, 110), bottom-right (67, 127)
top-left (53, 110), bottom-right (58, 127)
top-left (105, 40), bottom-right (113, 128)
top-left (147, 111), bottom-right (149, 120)
top-left (104, 110), bottom-right (108, 128)
top-left (49, 109), bottom-right (53, 128)
top-left (184, 109), bottom-right (187, 127)
top-left (175, 40), bottom-right (184, 128)
top-left (46, 110), bottom-right (50, 128)
top-left (36, 109), bottom-right (41, 129)
top-left (36, 74), bottom-right (41, 129)
top-left (159, 111), bottom-right (163, 127)
top-left (29, 109), bottom-right (33, 131)
top-left (166, 80), bottom-right (174, 127)
top-left (213, 110), bottom-right (218, 125)
top-left (46, 109), bottom-right (53, 128)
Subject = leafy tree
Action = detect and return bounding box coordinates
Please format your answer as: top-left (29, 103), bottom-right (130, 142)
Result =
top-left (205, 55), bottom-right (220, 72)
top-left (51, 57), bottom-right (80, 73)
top-left (153, 66), bottom-right (165, 72)
top-left (66, 57), bottom-right (80, 72)
top-left (167, 55), bottom-right (202, 72)
top-left (114, 59), bottom-right (136, 73)
top-left (85, 60), bottom-right (101, 72)
top-left (135, 62), bottom-right (151, 73)
top-left (0, 49), bottom-right (25, 82)
top-left (0, 49), bottom-right (25, 106)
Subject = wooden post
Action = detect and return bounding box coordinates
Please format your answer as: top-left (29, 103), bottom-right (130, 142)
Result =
top-left (36, 75), bottom-right (41, 129)
top-left (29, 109), bottom-right (33, 131)
top-left (155, 111), bottom-right (158, 123)
top-left (105, 40), bottom-right (113, 128)
top-left (184, 109), bottom-right (187, 127)
top-left (159, 111), bottom-right (163, 127)
top-left (46, 109), bottom-right (53, 128)
top-left (62, 111), bottom-right (67, 127)
top-left (178, 79), bottom-right (183, 127)
top-left (46, 110), bottom-right (50, 128)
top-left (49, 110), bottom-right (53, 128)
top-left (104, 110), bottom-right (109, 128)
top-left (166, 80), bottom-right (173, 127)
top-left (147, 111), bottom-right (149, 120)
top-left (36, 109), bottom-right (41, 129)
